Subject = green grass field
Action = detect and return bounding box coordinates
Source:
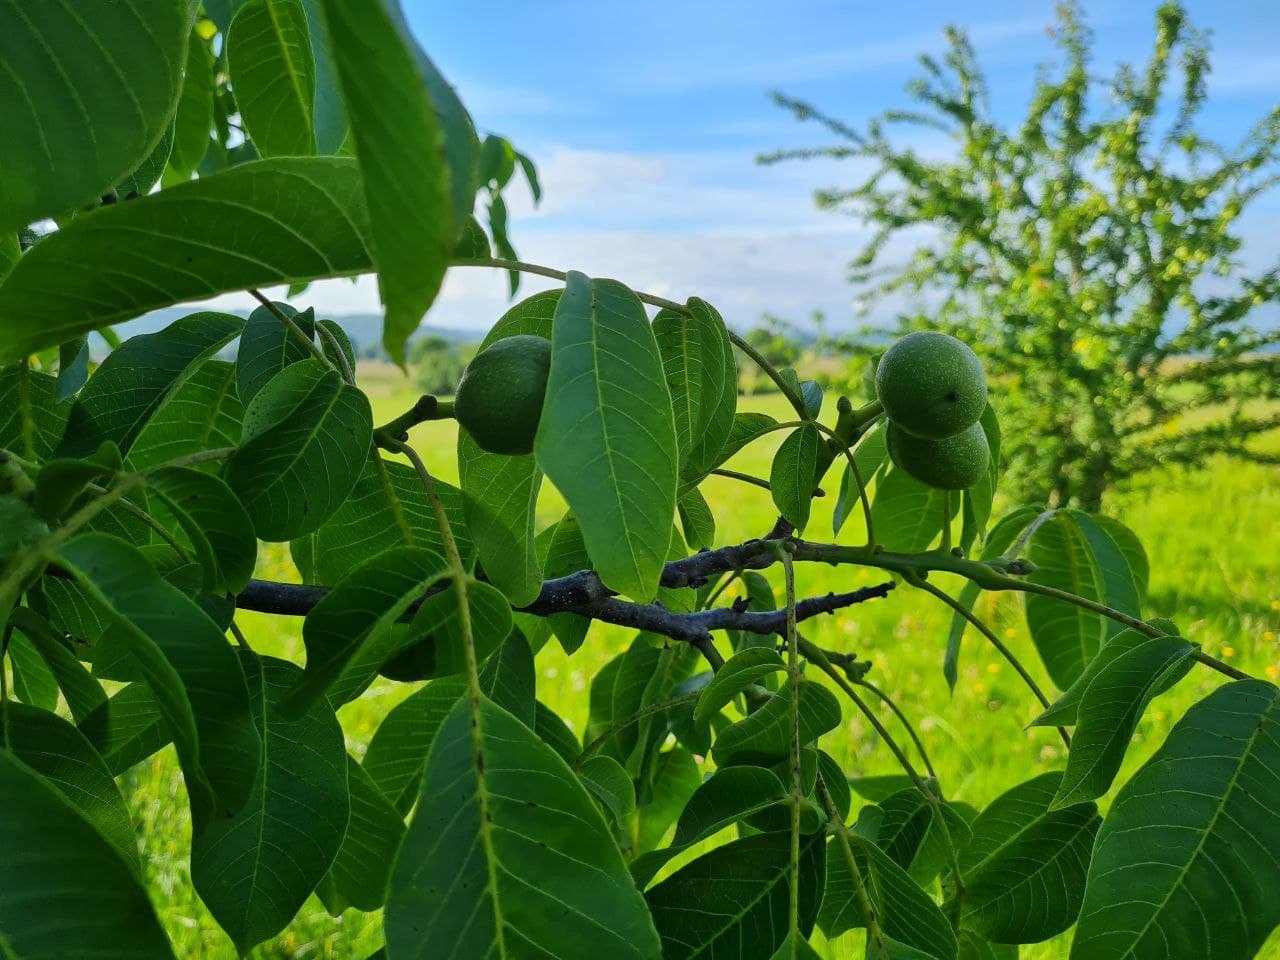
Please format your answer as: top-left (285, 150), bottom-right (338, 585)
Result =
top-left (121, 368), bottom-right (1280, 959)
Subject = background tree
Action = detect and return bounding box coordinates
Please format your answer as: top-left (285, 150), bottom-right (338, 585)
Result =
top-left (763, 0), bottom-right (1280, 510)
top-left (410, 333), bottom-right (476, 394)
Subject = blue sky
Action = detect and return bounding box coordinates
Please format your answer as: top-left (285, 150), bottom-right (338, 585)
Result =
top-left (219, 0), bottom-right (1280, 334)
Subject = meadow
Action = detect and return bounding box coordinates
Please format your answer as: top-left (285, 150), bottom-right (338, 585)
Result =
top-left (125, 365), bottom-right (1280, 959)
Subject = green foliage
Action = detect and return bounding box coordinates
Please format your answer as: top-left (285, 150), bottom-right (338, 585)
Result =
top-left (767, 1), bottom-right (1280, 510)
top-left (1, 7), bottom-right (1278, 960)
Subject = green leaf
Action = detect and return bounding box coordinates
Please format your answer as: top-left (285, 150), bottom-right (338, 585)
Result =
top-left (694, 646), bottom-right (785, 726)
top-left (236, 301), bottom-right (317, 406)
top-left (1025, 512), bottom-right (1113, 688)
top-left (1030, 627), bottom-right (1189, 728)
top-left (578, 754), bottom-right (637, 831)
top-left (6, 628), bottom-right (58, 708)
top-left (117, 119), bottom-right (175, 200)
top-left (459, 433), bottom-right (543, 605)
top-left (227, 0), bottom-right (316, 156)
top-left (298, 0), bottom-right (347, 153)
top-left (83, 682), bottom-right (169, 775)
top-left (226, 358), bottom-right (372, 540)
top-left (957, 931), bottom-right (1017, 960)
top-left (945, 505), bottom-right (1039, 690)
top-left (0, 0), bottom-right (196, 230)
top-left (819, 833), bottom-right (957, 959)
top-left (288, 545), bottom-right (446, 713)
top-left (541, 512), bottom-right (592, 654)
top-left (769, 931), bottom-right (825, 960)
top-left (1051, 636), bottom-right (1196, 808)
top-left (1070, 680), bottom-right (1280, 960)
top-left (677, 487), bottom-right (716, 550)
top-left (0, 157), bottom-right (374, 363)
top-left (954, 772), bottom-right (1100, 944)
top-left (146, 466), bottom-right (257, 594)
top-left (2, 702), bottom-right (139, 872)
top-left (630, 764), bottom-right (789, 888)
top-left (386, 696), bottom-right (662, 959)
top-left (636, 746), bottom-right (701, 854)
top-left (646, 832), bottom-right (826, 959)
top-left (535, 699), bottom-right (581, 764)
top-left (309, 451), bottom-right (472, 585)
top-left (192, 654), bottom-right (349, 953)
top-left (657, 298), bottom-right (737, 487)
top-left (8, 607), bottom-right (107, 727)
top-left (1065, 509), bottom-right (1143, 642)
top-left (55, 336), bottom-right (90, 402)
top-left (535, 272), bottom-right (678, 600)
top-left (58, 533), bottom-right (259, 829)
top-left (833, 420), bottom-right (887, 535)
top-left (477, 629), bottom-right (536, 727)
top-left (128, 359), bottom-right (244, 471)
top-left (170, 28), bottom-right (215, 175)
top-left (317, 0), bottom-right (460, 361)
top-left (32, 441), bottom-right (121, 523)
top-left (402, 577), bottom-right (512, 679)
top-left (861, 787), bottom-right (973, 887)
top-left (712, 680), bottom-right (842, 766)
top-left (362, 677), bottom-right (466, 814)
top-left (317, 756), bottom-right (404, 915)
top-left (58, 316), bottom-right (247, 463)
top-left (872, 466), bottom-right (952, 552)
top-left (0, 366), bottom-right (68, 460)
top-left (1094, 514), bottom-right (1149, 601)
top-left (771, 422), bottom-right (822, 531)
top-left (0, 751), bottom-right (176, 958)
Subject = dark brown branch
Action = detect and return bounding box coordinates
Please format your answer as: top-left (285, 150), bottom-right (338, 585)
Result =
top-left (234, 575), bottom-right (894, 649)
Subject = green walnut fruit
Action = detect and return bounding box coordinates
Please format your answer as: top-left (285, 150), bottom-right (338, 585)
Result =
top-left (875, 331), bottom-right (987, 439)
top-left (886, 420), bottom-right (990, 490)
top-left (454, 334), bottom-right (552, 455)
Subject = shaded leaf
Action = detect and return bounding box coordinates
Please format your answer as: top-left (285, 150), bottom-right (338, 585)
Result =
top-left (362, 677), bottom-right (466, 814)
top-left (0, 158), bottom-right (374, 363)
top-left (712, 680), bottom-right (842, 766)
top-left (386, 696), bottom-right (662, 959)
top-left (0, 752), bottom-right (175, 958)
top-left (317, 756), bottom-right (404, 915)
top-left (226, 358), bottom-right (372, 541)
top-left (236, 301), bottom-right (317, 406)
top-left (646, 832), bottom-right (825, 960)
top-left (0, 366), bottom-right (68, 460)
top-left (956, 772), bottom-right (1100, 943)
top-left (1070, 680), bottom-right (1280, 960)
top-left (147, 466), bottom-right (257, 594)
top-left (288, 545), bottom-right (446, 713)
top-left (59, 533), bottom-right (259, 828)
top-left (579, 754), bottom-right (637, 831)
top-left (0, 0), bottom-right (195, 230)
top-left (56, 312), bottom-right (243, 458)
top-left (771, 423), bottom-right (822, 531)
top-left (1052, 636), bottom-right (1196, 808)
top-left (227, 0), bottom-right (316, 156)
top-left (694, 646), bottom-right (784, 726)
top-left (2, 702), bottom-right (139, 871)
top-left (128, 359), bottom-right (244, 471)
top-left (192, 654), bottom-right (349, 953)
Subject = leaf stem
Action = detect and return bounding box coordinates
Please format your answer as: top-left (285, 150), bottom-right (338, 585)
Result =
top-left (816, 778), bottom-right (886, 955)
top-left (247, 288), bottom-right (333, 370)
